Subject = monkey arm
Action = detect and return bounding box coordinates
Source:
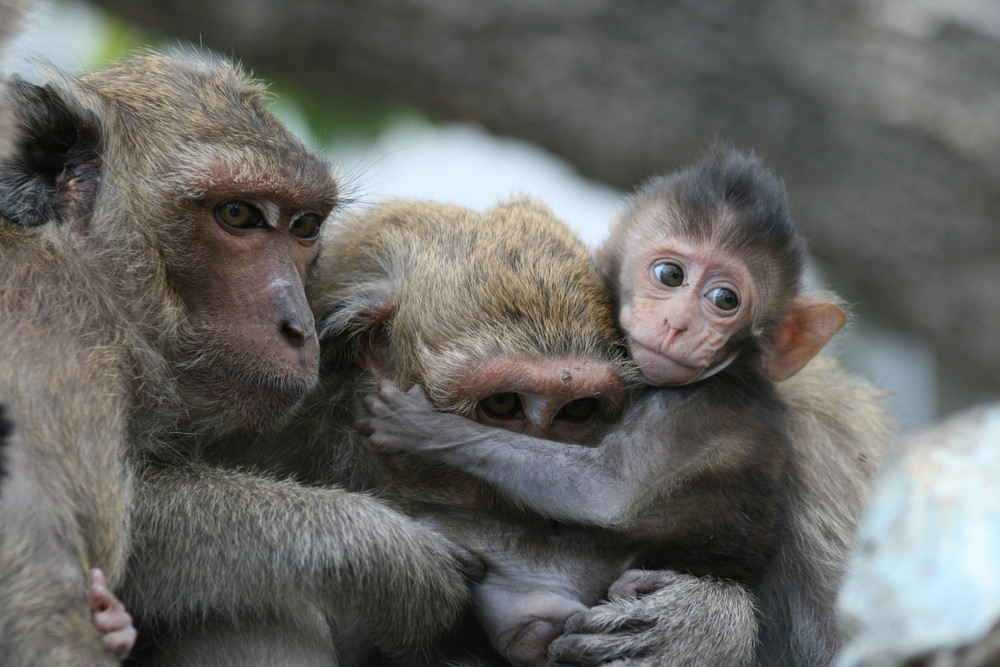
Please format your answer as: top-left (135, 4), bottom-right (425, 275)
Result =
top-left (359, 380), bottom-right (668, 529)
top-left (123, 461), bottom-right (471, 655)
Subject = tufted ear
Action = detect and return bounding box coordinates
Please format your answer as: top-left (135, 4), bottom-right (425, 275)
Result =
top-left (762, 297), bottom-right (847, 382)
top-left (315, 287), bottom-right (399, 374)
top-left (0, 77), bottom-right (102, 227)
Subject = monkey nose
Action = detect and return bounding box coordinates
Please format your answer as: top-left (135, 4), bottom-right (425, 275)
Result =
top-left (279, 318), bottom-right (310, 348)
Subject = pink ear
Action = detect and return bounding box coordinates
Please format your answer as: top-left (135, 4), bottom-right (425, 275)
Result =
top-left (762, 297), bottom-right (847, 382)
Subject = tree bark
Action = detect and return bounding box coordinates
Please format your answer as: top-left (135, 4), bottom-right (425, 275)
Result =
top-left (89, 0), bottom-right (1000, 404)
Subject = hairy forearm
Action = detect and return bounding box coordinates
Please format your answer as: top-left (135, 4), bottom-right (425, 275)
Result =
top-left (416, 420), bottom-right (637, 527)
top-left (122, 462), bottom-right (469, 650)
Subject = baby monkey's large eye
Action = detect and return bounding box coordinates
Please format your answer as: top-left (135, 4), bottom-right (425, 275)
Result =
top-left (653, 262), bottom-right (684, 287)
top-left (479, 393), bottom-right (521, 419)
top-left (216, 201), bottom-right (264, 229)
top-left (707, 287), bottom-right (740, 311)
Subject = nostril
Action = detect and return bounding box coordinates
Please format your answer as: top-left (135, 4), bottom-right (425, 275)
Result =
top-left (280, 319), bottom-right (308, 348)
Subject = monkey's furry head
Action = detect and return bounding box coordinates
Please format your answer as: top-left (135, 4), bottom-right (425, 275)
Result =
top-left (314, 197), bottom-right (635, 414)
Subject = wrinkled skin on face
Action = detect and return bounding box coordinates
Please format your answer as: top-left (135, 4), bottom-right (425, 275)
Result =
top-left (617, 237), bottom-right (755, 386)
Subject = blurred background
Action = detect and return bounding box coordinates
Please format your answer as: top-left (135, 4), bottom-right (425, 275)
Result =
top-left (7, 0), bottom-right (999, 432)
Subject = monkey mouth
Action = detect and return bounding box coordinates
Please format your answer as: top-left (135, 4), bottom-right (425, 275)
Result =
top-left (627, 338), bottom-right (706, 387)
top-left (197, 361), bottom-right (318, 408)
top-left (224, 366), bottom-right (316, 397)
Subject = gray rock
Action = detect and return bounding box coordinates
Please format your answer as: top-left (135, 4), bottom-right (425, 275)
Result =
top-left (838, 404), bottom-right (1000, 667)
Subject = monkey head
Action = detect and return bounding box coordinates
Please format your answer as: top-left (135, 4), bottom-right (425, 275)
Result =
top-left (316, 198), bottom-right (634, 443)
top-left (0, 54), bottom-right (339, 430)
top-left (601, 149), bottom-right (846, 386)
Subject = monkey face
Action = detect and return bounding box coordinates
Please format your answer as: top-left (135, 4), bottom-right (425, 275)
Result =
top-left (618, 237), bottom-right (756, 386)
top-left (164, 163), bottom-right (337, 428)
top-left (318, 198), bottom-right (634, 444)
top-left (74, 55), bottom-right (340, 430)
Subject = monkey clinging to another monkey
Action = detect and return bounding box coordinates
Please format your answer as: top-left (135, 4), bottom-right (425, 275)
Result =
top-left (3, 50), bottom-right (480, 667)
top-left (361, 149), bottom-right (889, 666)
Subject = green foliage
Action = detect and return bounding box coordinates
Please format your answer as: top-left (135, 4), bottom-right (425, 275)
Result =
top-left (269, 82), bottom-right (422, 147)
top-left (93, 13), bottom-right (150, 65)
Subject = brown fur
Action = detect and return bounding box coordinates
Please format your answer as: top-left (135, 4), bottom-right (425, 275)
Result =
top-left (2, 53), bottom-right (468, 666)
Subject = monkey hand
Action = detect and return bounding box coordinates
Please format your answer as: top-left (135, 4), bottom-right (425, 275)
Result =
top-left (358, 378), bottom-right (467, 456)
top-left (88, 568), bottom-right (137, 657)
top-left (548, 570), bottom-right (756, 667)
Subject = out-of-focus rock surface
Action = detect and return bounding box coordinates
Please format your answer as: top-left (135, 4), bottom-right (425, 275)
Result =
top-left (838, 404), bottom-right (1000, 667)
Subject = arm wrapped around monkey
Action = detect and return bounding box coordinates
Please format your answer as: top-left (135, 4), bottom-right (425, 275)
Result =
top-left (358, 150), bottom-right (890, 667)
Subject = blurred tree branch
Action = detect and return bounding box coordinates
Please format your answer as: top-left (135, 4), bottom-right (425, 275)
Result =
top-left (89, 0), bottom-right (1000, 407)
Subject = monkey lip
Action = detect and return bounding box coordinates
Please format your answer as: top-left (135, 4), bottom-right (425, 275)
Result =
top-left (208, 362), bottom-right (318, 404)
top-left (627, 338), bottom-right (705, 386)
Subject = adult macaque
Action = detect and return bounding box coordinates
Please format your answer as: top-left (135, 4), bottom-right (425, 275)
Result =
top-left (1, 53), bottom-right (467, 665)
top-left (361, 150), bottom-right (890, 666)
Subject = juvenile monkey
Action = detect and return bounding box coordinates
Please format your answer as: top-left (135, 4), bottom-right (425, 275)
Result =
top-left (1, 53), bottom-right (468, 665)
top-left (361, 150), bottom-right (885, 665)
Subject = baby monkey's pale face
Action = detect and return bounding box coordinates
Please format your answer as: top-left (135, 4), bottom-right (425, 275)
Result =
top-left (617, 237), bottom-right (757, 386)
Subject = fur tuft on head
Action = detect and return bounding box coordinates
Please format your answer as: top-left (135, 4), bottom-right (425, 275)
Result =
top-left (313, 197), bottom-right (635, 411)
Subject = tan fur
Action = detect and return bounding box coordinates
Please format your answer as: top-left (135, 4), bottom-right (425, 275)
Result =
top-left (0, 227), bottom-right (130, 665)
top-left (2, 53), bottom-right (470, 666)
top-left (313, 197), bottom-right (633, 414)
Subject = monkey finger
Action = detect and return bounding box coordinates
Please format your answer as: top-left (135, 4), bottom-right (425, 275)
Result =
top-left (360, 392), bottom-right (387, 417)
top-left (355, 415), bottom-right (374, 436)
top-left (562, 599), bottom-right (657, 636)
top-left (549, 619), bottom-right (652, 665)
top-left (87, 568), bottom-right (117, 612)
top-left (101, 625), bottom-right (138, 657)
top-left (607, 569), bottom-right (684, 599)
top-left (93, 606), bottom-right (132, 632)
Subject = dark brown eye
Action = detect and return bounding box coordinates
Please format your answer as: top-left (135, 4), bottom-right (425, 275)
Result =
top-left (653, 262), bottom-right (684, 287)
top-left (216, 201), bottom-right (264, 229)
top-left (707, 287), bottom-right (740, 311)
top-left (479, 393), bottom-right (521, 419)
top-left (558, 397), bottom-right (598, 423)
top-left (290, 213), bottom-right (322, 241)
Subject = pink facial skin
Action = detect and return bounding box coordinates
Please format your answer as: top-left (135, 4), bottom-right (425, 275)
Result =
top-left (617, 238), bottom-right (755, 386)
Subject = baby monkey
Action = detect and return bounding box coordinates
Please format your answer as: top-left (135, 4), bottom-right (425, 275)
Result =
top-left (362, 149), bottom-right (847, 665)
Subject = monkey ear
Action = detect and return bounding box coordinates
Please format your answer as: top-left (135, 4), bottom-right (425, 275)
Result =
top-left (761, 297), bottom-right (847, 382)
top-left (0, 78), bottom-right (102, 227)
top-left (316, 293), bottom-right (398, 372)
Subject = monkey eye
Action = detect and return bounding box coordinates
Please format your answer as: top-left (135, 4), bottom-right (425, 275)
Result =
top-left (290, 213), bottom-right (323, 241)
top-left (557, 397), bottom-right (599, 423)
top-left (216, 201), bottom-right (265, 229)
top-left (479, 393), bottom-right (521, 419)
top-left (706, 287), bottom-right (740, 311)
top-left (653, 262), bottom-right (684, 287)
